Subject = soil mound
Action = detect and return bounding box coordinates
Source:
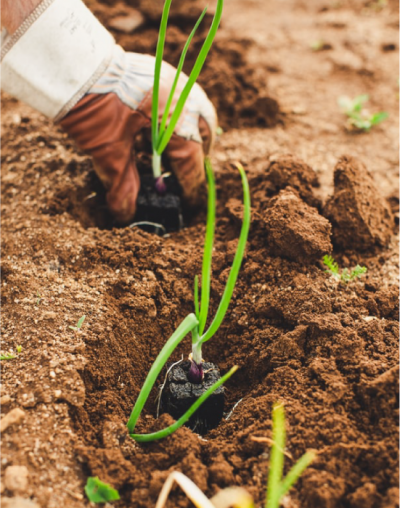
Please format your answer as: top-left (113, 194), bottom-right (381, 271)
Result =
top-left (323, 155), bottom-right (394, 251)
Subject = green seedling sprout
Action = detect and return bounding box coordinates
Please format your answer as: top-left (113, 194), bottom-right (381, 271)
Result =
top-left (84, 477), bottom-right (120, 503)
top-left (338, 94), bottom-right (388, 132)
top-left (323, 255), bottom-right (367, 283)
top-left (1, 345), bottom-right (23, 361)
top-left (35, 291), bottom-right (42, 306)
top-left (154, 404), bottom-right (315, 508)
top-left (0, 353), bottom-right (16, 361)
top-left (127, 160), bottom-right (250, 441)
top-left (266, 404), bottom-right (316, 508)
top-left (151, 0), bottom-right (223, 179)
top-left (68, 315), bottom-right (86, 331)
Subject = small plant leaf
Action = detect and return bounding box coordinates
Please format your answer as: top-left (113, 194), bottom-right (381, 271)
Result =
top-left (323, 255), bottom-right (366, 283)
top-left (198, 159), bottom-right (216, 336)
top-left (84, 477), bottom-right (120, 503)
top-left (322, 255), bottom-right (339, 275)
top-left (352, 94), bottom-right (369, 112)
top-left (350, 265), bottom-right (367, 279)
top-left (76, 315), bottom-right (86, 329)
top-left (0, 353), bottom-right (16, 361)
top-left (370, 111), bottom-right (389, 125)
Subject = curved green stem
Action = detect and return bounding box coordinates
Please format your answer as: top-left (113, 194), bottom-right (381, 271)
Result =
top-left (130, 366), bottom-right (238, 442)
top-left (198, 159), bottom-right (216, 335)
top-left (127, 314), bottom-right (198, 433)
top-left (200, 163), bottom-right (251, 343)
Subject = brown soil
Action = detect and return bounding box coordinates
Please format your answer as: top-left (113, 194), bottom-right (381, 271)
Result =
top-left (1, 1), bottom-right (399, 508)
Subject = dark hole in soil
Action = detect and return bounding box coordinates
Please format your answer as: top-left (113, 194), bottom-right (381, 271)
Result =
top-left (160, 360), bottom-right (224, 434)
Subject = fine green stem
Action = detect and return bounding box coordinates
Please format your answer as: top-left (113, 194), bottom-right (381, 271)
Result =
top-left (198, 159), bottom-right (216, 336)
top-left (266, 404), bottom-right (286, 508)
top-left (194, 275), bottom-right (200, 319)
top-left (152, 0), bottom-right (172, 156)
top-left (127, 314), bottom-right (198, 433)
top-left (200, 163), bottom-right (251, 343)
top-left (278, 451), bottom-right (316, 500)
top-left (130, 366), bottom-right (238, 442)
top-left (156, 0), bottom-right (224, 155)
top-left (265, 404), bottom-right (316, 508)
top-left (158, 7), bottom-right (208, 144)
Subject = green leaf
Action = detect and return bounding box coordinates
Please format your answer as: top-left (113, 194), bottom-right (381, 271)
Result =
top-left (0, 354), bottom-right (16, 361)
top-left (352, 94), bottom-right (369, 112)
top-left (266, 404), bottom-right (286, 508)
top-left (127, 314), bottom-right (199, 433)
top-left (85, 477), bottom-right (120, 503)
top-left (158, 7), bottom-right (208, 144)
top-left (194, 275), bottom-right (200, 319)
top-left (156, 0), bottom-right (224, 155)
top-left (278, 451), bottom-right (316, 499)
top-left (198, 159), bottom-right (216, 336)
top-left (370, 111), bottom-right (388, 125)
top-left (266, 404), bottom-right (315, 508)
top-left (322, 255), bottom-right (339, 275)
top-left (76, 315), bottom-right (86, 329)
top-left (201, 162), bottom-right (251, 343)
top-left (152, 0), bottom-right (173, 154)
top-left (350, 265), bottom-right (367, 279)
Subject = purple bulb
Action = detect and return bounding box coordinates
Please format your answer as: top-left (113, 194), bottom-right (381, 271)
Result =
top-left (187, 360), bottom-right (204, 384)
top-left (155, 176), bottom-right (167, 195)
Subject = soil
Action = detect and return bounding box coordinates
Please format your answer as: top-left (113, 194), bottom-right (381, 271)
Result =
top-left (1, 1), bottom-right (399, 508)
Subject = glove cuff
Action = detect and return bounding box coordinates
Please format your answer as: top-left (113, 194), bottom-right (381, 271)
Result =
top-left (1, 0), bottom-right (115, 120)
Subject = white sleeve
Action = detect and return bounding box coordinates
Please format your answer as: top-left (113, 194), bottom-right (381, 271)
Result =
top-left (1, 0), bottom-right (115, 121)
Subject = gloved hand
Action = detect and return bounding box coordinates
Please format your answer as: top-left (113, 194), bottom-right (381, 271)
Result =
top-left (1, 0), bottom-right (217, 223)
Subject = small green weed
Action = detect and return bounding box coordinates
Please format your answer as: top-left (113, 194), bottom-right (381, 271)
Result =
top-left (85, 477), bottom-right (120, 503)
top-left (0, 353), bottom-right (16, 361)
top-left (69, 315), bottom-right (86, 331)
top-left (1, 345), bottom-right (22, 361)
top-left (323, 255), bottom-right (367, 282)
top-left (338, 94), bottom-right (388, 131)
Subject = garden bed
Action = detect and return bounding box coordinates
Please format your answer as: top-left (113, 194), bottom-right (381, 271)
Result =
top-left (1, 0), bottom-right (399, 507)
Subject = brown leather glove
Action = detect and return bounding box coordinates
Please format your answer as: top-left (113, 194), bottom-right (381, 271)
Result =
top-left (60, 47), bottom-right (217, 224)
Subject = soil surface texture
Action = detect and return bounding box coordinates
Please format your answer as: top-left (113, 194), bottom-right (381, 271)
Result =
top-left (1, 1), bottom-right (399, 508)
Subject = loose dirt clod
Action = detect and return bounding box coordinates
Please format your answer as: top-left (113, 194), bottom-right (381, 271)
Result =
top-left (4, 466), bottom-right (29, 494)
top-left (0, 408), bottom-right (26, 433)
top-left (264, 155), bottom-right (321, 208)
top-left (262, 188), bottom-right (332, 263)
top-left (323, 155), bottom-right (394, 250)
top-left (1, 498), bottom-right (40, 508)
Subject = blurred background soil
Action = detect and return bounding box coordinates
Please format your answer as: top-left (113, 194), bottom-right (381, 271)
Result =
top-left (1, 0), bottom-right (399, 507)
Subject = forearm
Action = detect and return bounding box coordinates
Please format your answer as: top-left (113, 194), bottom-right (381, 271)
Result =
top-left (1, 0), bottom-right (42, 33)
